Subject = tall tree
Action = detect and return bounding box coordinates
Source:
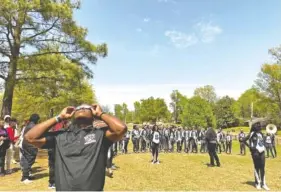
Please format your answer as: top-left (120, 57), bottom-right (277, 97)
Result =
top-left (139, 97), bottom-right (169, 123)
top-left (0, 0), bottom-right (107, 117)
top-left (12, 54), bottom-right (96, 121)
top-left (114, 104), bottom-right (123, 120)
top-left (255, 63), bottom-right (281, 123)
top-left (122, 103), bottom-right (128, 123)
top-left (169, 90), bottom-right (188, 123)
top-left (133, 101), bottom-right (141, 123)
top-left (114, 103), bottom-right (128, 122)
top-left (269, 45), bottom-right (281, 63)
top-left (214, 96), bottom-right (238, 128)
top-left (194, 85), bottom-right (217, 103)
top-left (233, 88), bottom-right (279, 125)
top-left (181, 96), bottom-right (216, 127)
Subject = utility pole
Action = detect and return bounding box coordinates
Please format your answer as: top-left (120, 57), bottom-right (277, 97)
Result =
top-left (249, 102), bottom-right (253, 128)
top-left (173, 90), bottom-right (177, 124)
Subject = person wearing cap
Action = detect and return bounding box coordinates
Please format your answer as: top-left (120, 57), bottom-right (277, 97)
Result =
top-left (24, 104), bottom-right (127, 191)
top-left (4, 115), bottom-right (11, 129)
top-left (20, 114), bottom-right (40, 184)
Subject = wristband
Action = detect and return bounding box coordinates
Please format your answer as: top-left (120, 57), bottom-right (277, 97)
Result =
top-left (99, 112), bottom-right (105, 119)
top-left (55, 115), bottom-right (62, 123)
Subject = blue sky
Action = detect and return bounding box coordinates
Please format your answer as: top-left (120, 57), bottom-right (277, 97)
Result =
top-left (74, 0), bottom-right (281, 110)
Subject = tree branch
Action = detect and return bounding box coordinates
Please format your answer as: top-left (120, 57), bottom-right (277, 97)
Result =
top-left (23, 18), bottom-right (60, 41)
top-left (17, 76), bottom-right (64, 81)
top-left (27, 50), bottom-right (86, 57)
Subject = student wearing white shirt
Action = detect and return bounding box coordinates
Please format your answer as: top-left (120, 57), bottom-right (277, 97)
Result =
top-left (151, 125), bottom-right (160, 164)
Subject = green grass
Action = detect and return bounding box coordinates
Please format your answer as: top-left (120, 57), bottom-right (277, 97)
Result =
top-left (0, 141), bottom-right (280, 191)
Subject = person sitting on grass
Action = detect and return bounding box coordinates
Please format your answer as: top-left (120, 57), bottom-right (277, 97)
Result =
top-left (24, 104), bottom-right (127, 191)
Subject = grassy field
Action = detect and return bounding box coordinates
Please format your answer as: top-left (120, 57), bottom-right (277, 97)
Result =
top-left (0, 141), bottom-right (280, 191)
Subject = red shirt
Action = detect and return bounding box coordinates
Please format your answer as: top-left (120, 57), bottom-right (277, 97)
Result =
top-left (6, 127), bottom-right (19, 143)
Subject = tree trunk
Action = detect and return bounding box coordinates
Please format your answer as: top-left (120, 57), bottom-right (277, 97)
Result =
top-left (1, 58), bottom-right (18, 118)
top-left (1, 73), bottom-right (16, 117)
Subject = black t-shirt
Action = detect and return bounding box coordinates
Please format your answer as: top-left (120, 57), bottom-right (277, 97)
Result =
top-left (42, 124), bottom-right (112, 191)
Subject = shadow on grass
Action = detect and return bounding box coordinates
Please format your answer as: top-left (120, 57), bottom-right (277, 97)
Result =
top-left (32, 166), bottom-right (46, 173)
top-left (242, 181), bottom-right (256, 187)
top-left (33, 173), bottom-right (49, 180)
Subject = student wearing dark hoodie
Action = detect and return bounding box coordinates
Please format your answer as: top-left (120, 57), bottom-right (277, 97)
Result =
top-left (205, 127), bottom-right (220, 167)
top-left (0, 120), bottom-right (10, 176)
top-left (20, 114), bottom-right (40, 184)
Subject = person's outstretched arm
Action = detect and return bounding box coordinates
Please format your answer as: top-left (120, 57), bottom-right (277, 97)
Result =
top-left (92, 104), bottom-right (127, 142)
top-left (24, 107), bottom-right (75, 148)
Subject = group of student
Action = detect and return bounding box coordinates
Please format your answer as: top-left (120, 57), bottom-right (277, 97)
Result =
top-left (108, 124), bottom-right (277, 158)
top-left (0, 114), bottom-right (44, 183)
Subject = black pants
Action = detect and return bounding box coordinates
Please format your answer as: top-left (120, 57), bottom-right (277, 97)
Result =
top-left (132, 139), bottom-right (140, 153)
top-left (0, 150), bottom-right (6, 173)
top-left (48, 149), bottom-right (55, 184)
top-left (124, 140), bottom-right (129, 154)
top-left (20, 147), bottom-right (38, 180)
top-left (251, 151), bottom-right (266, 186)
top-left (141, 139), bottom-right (147, 152)
top-left (240, 142), bottom-right (246, 155)
top-left (216, 143), bottom-right (222, 153)
top-left (221, 142), bottom-right (226, 152)
top-left (266, 145), bottom-right (275, 158)
top-left (226, 142), bottom-right (232, 154)
top-left (200, 142), bottom-right (206, 153)
top-left (184, 139), bottom-right (189, 153)
top-left (164, 137), bottom-right (169, 152)
top-left (176, 141), bottom-right (181, 152)
top-left (118, 140), bottom-right (122, 151)
top-left (207, 143), bottom-right (220, 166)
top-left (169, 140), bottom-right (175, 152)
top-left (151, 143), bottom-right (159, 162)
top-left (192, 140), bottom-right (198, 153)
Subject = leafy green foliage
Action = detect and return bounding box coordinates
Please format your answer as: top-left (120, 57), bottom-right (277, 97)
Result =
top-left (194, 85), bottom-right (217, 103)
top-left (114, 103), bottom-right (128, 123)
top-left (134, 97), bottom-right (169, 123)
top-left (170, 90), bottom-right (188, 123)
top-left (181, 96), bottom-right (216, 128)
top-left (0, 0), bottom-right (107, 116)
top-left (214, 96), bottom-right (238, 128)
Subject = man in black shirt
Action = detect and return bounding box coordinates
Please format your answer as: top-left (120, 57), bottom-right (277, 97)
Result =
top-left (24, 104), bottom-right (127, 191)
top-left (205, 127), bottom-right (220, 167)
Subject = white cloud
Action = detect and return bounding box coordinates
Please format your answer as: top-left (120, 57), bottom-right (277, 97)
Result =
top-left (196, 22), bottom-right (222, 43)
top-left (136, 28), bottom-right (142, 32)
top-left (164, 21), bottom-right (222, 48)
top-left (158, 0), bottom-right (176, 3)
top-left (94, 83), bottom-right (244, 112)
top-left (165, 30), bottom-right (198, 48)
top-left (143, 18), bottom-right (150, 22)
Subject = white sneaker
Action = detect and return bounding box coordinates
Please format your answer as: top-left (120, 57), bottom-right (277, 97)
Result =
top-left (156, 161), bottom-right (160, 164)
top-left (262, 185), bottom-right (270, 191)
top-left (256, 184), bottom-right (261, 190)
top-left (21, 179), bottom-right (32, 184)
